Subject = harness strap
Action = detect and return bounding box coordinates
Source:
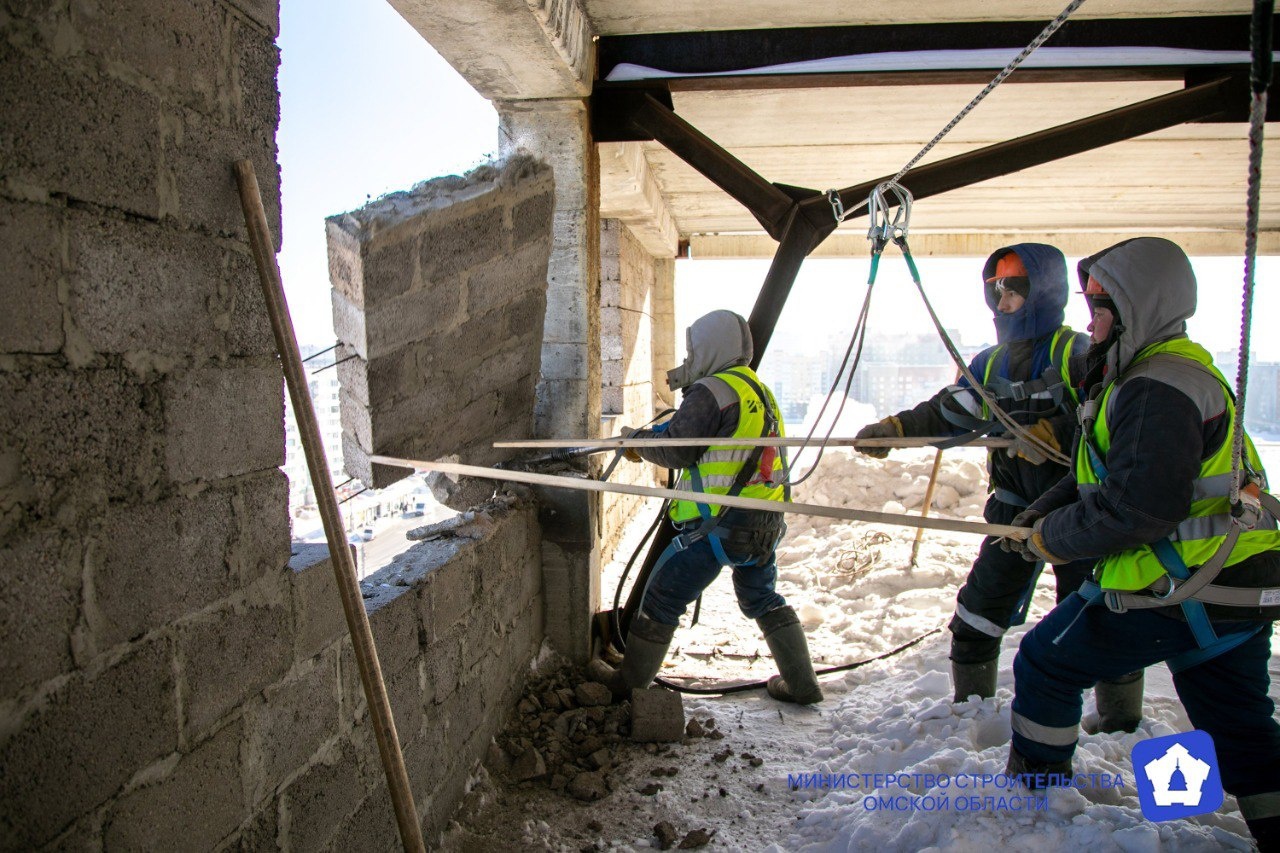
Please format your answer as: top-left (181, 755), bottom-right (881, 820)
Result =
top-left (1010, 559), bottom-right (1046, 627)
top-left (993, 488), bottom-right (1029, 509)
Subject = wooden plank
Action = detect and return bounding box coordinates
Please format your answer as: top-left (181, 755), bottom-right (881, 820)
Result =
top-left (493, 435), bottom-right (1013, 449)
top-left (234, 161), bottom-right (426, 853)
top-left (371, 455), bottom-right (1030, 540)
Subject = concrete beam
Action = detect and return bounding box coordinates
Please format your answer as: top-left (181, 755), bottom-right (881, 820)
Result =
top-left (599, 143), bottom-right (679, 258)
top-left (688, 231), bottom-right (1280, 259)
top-left (386, 0), bottom-right (594, 100)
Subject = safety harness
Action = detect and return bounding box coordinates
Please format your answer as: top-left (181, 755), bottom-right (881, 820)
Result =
top-left (1056, 354), bottom-right (1280, 670)
top-left (936, 329), bottom-right (1078, 457)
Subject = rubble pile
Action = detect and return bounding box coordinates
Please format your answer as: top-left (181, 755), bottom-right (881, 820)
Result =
top-left (487, 665), bottom-right (721, 807)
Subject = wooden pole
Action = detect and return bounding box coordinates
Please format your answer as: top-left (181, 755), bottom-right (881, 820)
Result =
top-left (494, 436), bottom-right (1011, 450)
top-left (910, 449), bottom-right (945, 567)
top-left (372, 454), bottom-right (1031, 540)
top-left (234, 160), bottom-right (426, 853)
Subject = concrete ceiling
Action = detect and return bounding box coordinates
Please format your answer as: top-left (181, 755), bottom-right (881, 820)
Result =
top-left (389, 0), bottom-right (1277, 256)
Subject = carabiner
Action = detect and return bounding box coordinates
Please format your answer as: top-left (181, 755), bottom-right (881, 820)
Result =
top-left (866, 181), bottom-right (912, 247)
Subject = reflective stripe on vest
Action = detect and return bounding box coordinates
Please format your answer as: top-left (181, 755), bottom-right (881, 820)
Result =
top-left (1077, 339), bottom-right (1280, 591)
top-left (670, 367), bottom-right (787, 523)
top-left (979, 326), bottom-right (1080, 418)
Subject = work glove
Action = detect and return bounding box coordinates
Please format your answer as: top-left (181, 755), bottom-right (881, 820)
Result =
top-left (1007, 418), bottom-right (1060, 465)
top-left (1002, 513), bottom-right (1066, 564)
top-left (854, 416), bottom-right (903, 459)
top-left (999, 509), bottom-right (1043, 554)
top-left (619, 426), bottom-right (642, 463)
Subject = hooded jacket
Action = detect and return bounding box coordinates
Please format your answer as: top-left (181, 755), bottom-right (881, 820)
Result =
top-left (1030, 238), bottom-right (1280, 620)
top-left (894, 243), bottom-right (1088, 507)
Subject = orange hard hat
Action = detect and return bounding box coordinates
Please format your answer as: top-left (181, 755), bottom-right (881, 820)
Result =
top-left (986, 252), bottom-right (1028, 282)
top-left (1084, 275), bottom-right (1108, 296)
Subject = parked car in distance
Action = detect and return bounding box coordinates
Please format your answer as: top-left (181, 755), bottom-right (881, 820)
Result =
top-left (360, 527), bottom-right (374, 541)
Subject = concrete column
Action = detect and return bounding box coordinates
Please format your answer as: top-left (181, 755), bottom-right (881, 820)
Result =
top-left (652, 256), bottom-right (676, 412)
top-left (497, 98), bottom-right (600, 662)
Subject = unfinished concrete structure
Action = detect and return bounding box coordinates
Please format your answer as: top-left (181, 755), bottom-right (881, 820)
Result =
top-left (1, 0), bottom-right (1274, 848)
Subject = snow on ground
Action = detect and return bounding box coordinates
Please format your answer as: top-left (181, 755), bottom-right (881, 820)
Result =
top-left (447, 447), bottom-right (1277, 852)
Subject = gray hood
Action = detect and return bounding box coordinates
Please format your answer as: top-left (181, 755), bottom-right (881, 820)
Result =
top-left (1078, 237), bottom-right (1197, 377)
top-left (667, 310), bottom-right (753, 391)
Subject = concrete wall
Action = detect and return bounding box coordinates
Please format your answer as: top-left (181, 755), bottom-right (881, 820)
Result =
top-left (598, 220), bottom-right (676, 564)
top-left (327, 157), bottom-right (554, 489)
top-left (0, 2), bottom-right (547, 848)
top-left (0, 0), bottom-right (285, 847)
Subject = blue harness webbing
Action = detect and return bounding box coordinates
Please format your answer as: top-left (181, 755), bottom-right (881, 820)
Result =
top-left (1057, 441), bottom-right (1264, 669)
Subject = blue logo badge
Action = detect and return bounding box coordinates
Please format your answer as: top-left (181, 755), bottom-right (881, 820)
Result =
top-left (1131, 730), bottom-right (1224, 821)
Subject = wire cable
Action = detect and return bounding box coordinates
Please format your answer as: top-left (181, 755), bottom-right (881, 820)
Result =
top-left (654, 626), bottom-right (944, 695)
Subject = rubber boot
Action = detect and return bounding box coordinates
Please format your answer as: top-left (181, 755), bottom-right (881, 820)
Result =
top-left (1083, 670), bottom-right (1144, 734)
top-left (757, 606), bottom-right (823, 705)
top-left (1005, 745), bottom-right (1073, 792)
top-left (951, 658), bottom-right (999, 702)
top-left (586, 615), bottom-right (675, 702)
top-left (1244, 815), bottom-right (1280, 852)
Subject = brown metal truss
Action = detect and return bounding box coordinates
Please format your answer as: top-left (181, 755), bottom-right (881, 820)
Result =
top-left (590, 73), bottom-right (1256, 363)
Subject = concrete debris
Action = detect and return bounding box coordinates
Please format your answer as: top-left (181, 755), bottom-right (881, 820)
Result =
top-left (629, 689), bottom-right (684, 743)
top-left (574, 682), bottom-right (611, 707)
top-left (678, 828), bottom-right (714, 849)
top-left (510, 747), bottom-right (546, 782)
top-left (407, 509), bottom-right (495, 541)
top-left (685, 718), bottom-right (705, 738)
top-left (653, 821), bottom-right (679, 850)
top-left (567, 771), bottom-right (608, 802)
top-left (489, 663), bottom-right (739, 812)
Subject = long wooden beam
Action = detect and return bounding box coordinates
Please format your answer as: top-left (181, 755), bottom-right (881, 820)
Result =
top-left (494, 436), bottom-right (1011, 449)
top-left (371, 455), bottom-right (1029, 540)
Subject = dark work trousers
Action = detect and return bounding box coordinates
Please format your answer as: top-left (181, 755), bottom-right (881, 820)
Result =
top-left (641, 533), bottom-right (785, 627)
top-left (1011, 592), bottom-right (1280, 831)
top-left (949, 495), bottom-right (1094, 664)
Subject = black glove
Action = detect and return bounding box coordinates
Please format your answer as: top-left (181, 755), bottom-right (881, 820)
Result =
top-left (855, 416), bottom-right (903, 460)
top-left (999, 509), bottom-right (1043, 555)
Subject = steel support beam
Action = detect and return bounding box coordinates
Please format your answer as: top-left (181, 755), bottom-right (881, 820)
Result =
top-left (834, 74), bottom-right (1245, 213)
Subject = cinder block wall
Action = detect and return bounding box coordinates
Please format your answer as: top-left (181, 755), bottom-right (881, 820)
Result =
top-left (327, 158), bottom-right (553, 489)
top-left (0, 3), bottom-right (547, 848)
top-left (270, 507), bottom-right (543, 850)
top-left (599, 220), bottom-right (676, 563)
top-left (0, 0), bottom-right (286, 847)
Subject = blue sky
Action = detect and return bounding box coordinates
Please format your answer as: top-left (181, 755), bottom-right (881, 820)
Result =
top-left (277, 1), bottom-right (1278, 371)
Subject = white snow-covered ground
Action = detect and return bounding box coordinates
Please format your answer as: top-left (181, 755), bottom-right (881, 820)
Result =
top-left (449, 445), bottom-right (1279, 852)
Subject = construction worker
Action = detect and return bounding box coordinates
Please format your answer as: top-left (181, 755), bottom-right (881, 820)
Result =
top-left (1003, 237), bottom-right (1280, 849)
top-left (854, 245), bottom-right (1115, 711)
top-left (587, 310), bottom-right (823, 705)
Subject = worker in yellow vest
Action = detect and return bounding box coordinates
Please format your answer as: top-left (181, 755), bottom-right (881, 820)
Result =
top-left (587, 310), bottom-right (822, 704)
top-left (1004, 238), bottom-right (1280, 848)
